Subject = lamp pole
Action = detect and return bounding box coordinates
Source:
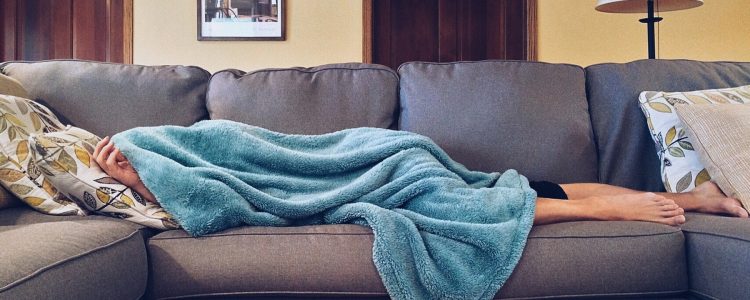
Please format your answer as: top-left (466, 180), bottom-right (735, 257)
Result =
top-left (639, 0), bottom-right (663, 59)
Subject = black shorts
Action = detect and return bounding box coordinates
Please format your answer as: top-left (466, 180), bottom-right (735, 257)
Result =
top-left (529, 181), bottom-right (568, 200)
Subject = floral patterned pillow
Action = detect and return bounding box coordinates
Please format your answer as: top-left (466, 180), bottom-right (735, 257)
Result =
top-left (639, 84), bottom-right (750, 192)
top-left (29, 125), bottom-right (179, 229)
top-left (0, 94), bottom-right (86, 215)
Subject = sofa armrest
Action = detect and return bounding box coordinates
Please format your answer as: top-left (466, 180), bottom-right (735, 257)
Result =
top-left (681, 213), bottom-right (750, 299)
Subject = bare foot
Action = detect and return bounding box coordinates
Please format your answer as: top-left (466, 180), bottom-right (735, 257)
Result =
top-left (589, 193), bottom-right (686, 226)
top-left (689, 182), bottom-right (749, 218)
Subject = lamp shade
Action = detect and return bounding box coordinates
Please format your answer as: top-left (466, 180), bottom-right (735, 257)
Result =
top-left (596, 0), bottom-right (703, 13)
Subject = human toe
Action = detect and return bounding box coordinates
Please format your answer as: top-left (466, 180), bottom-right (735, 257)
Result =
top-left (730, 203), bottom-right (749, 218)
top-left (720, 199), bottom-right (749, 218)
top-left (668, 215), bottom-right (686, 226)
top-left (661, 207), bottom-right (684, 217)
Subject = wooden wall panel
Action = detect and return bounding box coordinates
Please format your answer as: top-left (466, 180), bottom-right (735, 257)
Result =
top-left (0, 0), bottom-right (132, 63)
top-left (372, 0), bottom-right (391, 68)
top-left (370, 0), bottom-right (535, 69)
top-left (504, 0), bottom-right (525, 60)
top-left (437, 0), bottom-right (458, 62)
top-left (0, 0), bottom-right (17, 61)
top-left (387, 0), bottom-right (440, 68)
top-left (18, 0), bottom-right (50, 60)
top-left (109, 0), bottom-right (125, 63)
top-left (485, 0), bottom-right (506, 59)
top-left (73, 0), bottom-right (106, 61)
top-left (51, 0), bottom-right (73, 59)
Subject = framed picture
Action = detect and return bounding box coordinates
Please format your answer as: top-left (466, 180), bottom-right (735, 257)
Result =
top-left (198, 0), bottom-right (285, 41)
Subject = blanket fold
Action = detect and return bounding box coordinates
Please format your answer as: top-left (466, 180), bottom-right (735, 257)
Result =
top-left (112, 120), bottom-right (536, 300)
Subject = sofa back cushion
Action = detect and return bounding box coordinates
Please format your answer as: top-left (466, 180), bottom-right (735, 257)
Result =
top-left (586, 59), bottom-right (750, 191)
top-left (398, 61), bottom-right (598, 183)
top-left (0, 60), bottom-right (210, 137)
top-left (207, 63), bottom-right (399, 134)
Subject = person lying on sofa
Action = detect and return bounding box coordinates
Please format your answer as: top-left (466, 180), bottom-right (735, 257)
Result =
top-left (85, 120), bottom-right (749, 300)
top-left (92, 127), bottom-right (748, 229)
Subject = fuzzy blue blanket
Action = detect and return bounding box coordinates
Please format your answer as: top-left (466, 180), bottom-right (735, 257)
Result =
top-left (112, 120), bottom-right (537, 300)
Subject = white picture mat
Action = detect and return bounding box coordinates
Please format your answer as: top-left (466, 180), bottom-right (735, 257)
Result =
top-left (200, 0), bottom-right (283, 38)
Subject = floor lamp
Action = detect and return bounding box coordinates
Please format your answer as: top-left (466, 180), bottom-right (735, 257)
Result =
top-left (596, 0), bottom-right (704, 59)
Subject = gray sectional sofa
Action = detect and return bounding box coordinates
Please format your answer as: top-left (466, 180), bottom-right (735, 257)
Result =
top-left (0, 59), bottom-right (749, 300)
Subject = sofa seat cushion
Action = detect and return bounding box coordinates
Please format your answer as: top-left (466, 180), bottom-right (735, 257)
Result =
top-left (398, 61), bottom-right (598, 184)
top-left (0, 60), bottom-right (210, 137)
top-left (681, 213), bottom-right (750, 300)
top-left (0, 207), bottom-right (149, 300)
top-left (500, 221), bottom-right (687, 299)
top-left (207, 63), bottom-right (399, 135)
top-left (147, 221), bottom-right (686, 299)
top-left (146, 224), bottom-right (386, 299)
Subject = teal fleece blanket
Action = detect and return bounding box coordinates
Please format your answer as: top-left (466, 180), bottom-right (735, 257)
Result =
top-left (112, 120), bottom-right (537, 300)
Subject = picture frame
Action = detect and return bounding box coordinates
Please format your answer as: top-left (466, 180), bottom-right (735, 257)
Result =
top-left (197, 0), bottom-right (285, 41)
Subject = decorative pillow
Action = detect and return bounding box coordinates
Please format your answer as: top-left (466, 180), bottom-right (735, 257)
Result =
top-left (638, 84), bottom-right (750, 192)
top-left (0, 75), bottom-right (31, 209)
top-left (0, 73), bottom-right (30, 99)
top-left (676, 104), bottom-right (750, 211)
top-left (29, 125), bottom-right (179, 229)
top-left (0, 94), bottom-right (86, 215)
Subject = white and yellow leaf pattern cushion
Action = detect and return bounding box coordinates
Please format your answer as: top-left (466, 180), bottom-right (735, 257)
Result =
top-left (0, 74), bottom-right (31, 209)
top-left (29, 126), bottom-right (179, 229)
top-left (639, 84), bottom-right (750, 193)
top-left (0, 94), bottom-right (86, 215)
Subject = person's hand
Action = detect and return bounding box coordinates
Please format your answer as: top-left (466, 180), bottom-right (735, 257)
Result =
top-left (92, 136), bottom-right (141, 188)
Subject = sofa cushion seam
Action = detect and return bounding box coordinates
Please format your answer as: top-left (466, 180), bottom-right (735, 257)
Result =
top-left (529, 231), bottom-right (681, 239)
top-left (149, 230), bottom-right (680, 241)
top-left (156, 290), bottom-right (389, 299)
top-left (682, 229), bottom-right (750, 243)
top-left (497, 289), bottom-right (688, 300)
top-left (153, 288), bottom-right (689, 300)
top-left (688, 289), bottom-right (720, 300)
top-left (213, 66), bottom-right (399, 83)
top-left (0, 228), bottom-right (145, 292)
top-left (150, 231), bottom-right (375, 241)
top-left (396, 59), bottom-right (584, 74)
top-left (0, 59), bottom-right (210, 76)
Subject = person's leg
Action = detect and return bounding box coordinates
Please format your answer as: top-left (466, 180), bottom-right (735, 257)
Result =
top-left (560, 182), bottom-right (748, 218)
top-left (534, 194), bottom-right (686, 226)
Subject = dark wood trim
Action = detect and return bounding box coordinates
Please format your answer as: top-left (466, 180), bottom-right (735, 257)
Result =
top-left (526, 0), bottom-right (537, 61)
top-left (107, 0), bottom-right (114, 62)
top-left (123, 0), bottom-right (133, 64)
top-left (362, 0), bottom-right (373, 63)
top-left (196, 0), bottom-right (287, 41)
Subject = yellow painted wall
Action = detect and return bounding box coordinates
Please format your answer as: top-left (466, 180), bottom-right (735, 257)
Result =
top-left (538, 0), bottom-right (750, 66)
top-left (133, 0), bottom-right (363, 72)
top-left (134, 0), bottom-right (750, 70)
